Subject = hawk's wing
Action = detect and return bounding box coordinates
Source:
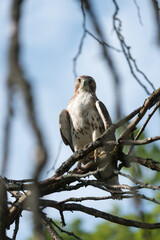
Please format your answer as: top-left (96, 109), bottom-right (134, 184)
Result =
top-left (59, 109), bottom-right (74, 152)
top-left (95, 101), bottom-right (121, 198)
top-left (95, 100), bottom-right (116, 140)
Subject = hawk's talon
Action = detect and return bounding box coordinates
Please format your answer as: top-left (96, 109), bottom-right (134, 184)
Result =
top-left (98, 151), bottom-right (106, 157)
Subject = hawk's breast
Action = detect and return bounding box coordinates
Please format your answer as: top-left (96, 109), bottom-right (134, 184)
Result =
top-left (67, 92), bottom-right (104, 150)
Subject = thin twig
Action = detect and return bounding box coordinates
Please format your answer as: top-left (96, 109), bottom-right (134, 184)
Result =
top-left (73, 0), bottom-right (87, 78)
top-left (51, 219), bottom-right (83, 240)
top-left (12, 216), bottom-right (20, 240)
top-left (59, 211), bottom-right (66, 227)
top-left (116, 171), bottom-right (160, 191)
top-left (128, 101), bottom-right (160, 155)
top-left (73, 0), bottom-right (121, 78)
top-left (86, 29), bottom-right (122, 52)
top-left (133, 0), bottom-right (143, 25)
top-left (112, 0), bottom-right (155, 94)
top-left (151, 0), bottom-right (160, 44)
top-left (78, 0), bottom-right (122, 119)
top-left (41, 213), bottom-right (63, 240)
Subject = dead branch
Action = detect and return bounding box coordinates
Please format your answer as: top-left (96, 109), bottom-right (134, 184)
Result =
top-left (116, 171), bottom-right (160, 191)
top-left (73, 0), bottom-right (121, 79)
top-left (39, 200), bottom-right (160, 229)
top-left (83, 0), bottom-right (122, 119)
top-left (51, 220), bottom-right (83, 240)
top-left (133, 0), bottom-right (143, 25)
top-left (12, 216), bottom-right (20, 240)
top-left (41, 213), bottom-right (63, 240)
top-left (151, 0), bottom-right (160, 44)
top-left (112, 0), bottom-right (155, 94)
top-left (126, 155), bottom-right (160, 172)
top-left (128, 101), bottom-right (160, 155)
top-left (0, 180), bottom-right (8, 240)
top-left (119, 88), bottom-right (160, 140)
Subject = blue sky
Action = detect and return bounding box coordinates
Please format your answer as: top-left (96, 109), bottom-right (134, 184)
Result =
top-left (0, 0), bottom-right (160, 239)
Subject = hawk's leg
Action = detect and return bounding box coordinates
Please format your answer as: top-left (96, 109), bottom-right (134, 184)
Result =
top-left (77, 160), bottom-right (83, 169)
top-left (94, 149), bottom-right (106, 161)
top-left (94, 149), bottom-right (98, 162)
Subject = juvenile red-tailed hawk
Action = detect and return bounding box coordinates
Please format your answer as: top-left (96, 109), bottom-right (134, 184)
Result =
top-left (59, 76), bottom-right (121, 198)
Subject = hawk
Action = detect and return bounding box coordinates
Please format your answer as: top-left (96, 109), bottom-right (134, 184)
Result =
top-left (59, 76), bottom-right (121, 198)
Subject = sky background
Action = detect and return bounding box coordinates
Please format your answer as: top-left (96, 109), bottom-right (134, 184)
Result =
top-left (0, 0), bottom-right (160, 239)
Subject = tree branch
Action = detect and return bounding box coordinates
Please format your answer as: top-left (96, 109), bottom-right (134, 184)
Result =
top-left (39, 200), bottom-right (160, 229)
top-left (112, 0), bottom-right (155, 94)
top-left (41, 213), bottom-right (63, 240)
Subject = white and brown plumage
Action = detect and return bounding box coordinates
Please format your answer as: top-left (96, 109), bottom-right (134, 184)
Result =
top-left (59, 76), bottom-right (121, 198)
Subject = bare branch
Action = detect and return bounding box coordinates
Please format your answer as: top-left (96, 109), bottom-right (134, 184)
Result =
top-left (112, 0), bottom-right (155, 94)
top-left (128, 101), bottom-right (160, 155)
top-left (136, 193), bottom-right (160, 205)
top-left (118, 136), bottom-right (160, 145)
top-left (73, 0), bottom-right (121, 79)
top-left (73, 0), bottom-right (87, 78)
top-left (59, 211), bottom-right (66, 227)
top-left (41, 213), bottom-right (63, 240)
top-left (151, 0), bottom-right (160, 44)
top-left (12, 216), bottom-right (20, 240)
top-left (51, 220), bottom-right (83, 240)
top-left (133, 0), bottom-right (143, 25)
top-left (86, 30), bottom-right (121, 52)
top-left (126, 155), bottom-right (160, 172)
top-left (119, 88), bottom-right (160, 140)
top-left (0, 180), bottom-right (8, 240)
top-left (39, 200), bottom-right (160, 229)
top-left (82, 0), bottom-right (122, 119)
top-left (116, 171), bottom-right (160, 191)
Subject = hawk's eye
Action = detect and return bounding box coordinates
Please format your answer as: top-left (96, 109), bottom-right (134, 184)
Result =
top-left (78, 78), bottom-right (81, 84)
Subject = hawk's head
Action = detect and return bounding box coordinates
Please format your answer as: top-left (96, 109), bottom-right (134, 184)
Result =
top-left (75, 75), bottom-right (96, 94)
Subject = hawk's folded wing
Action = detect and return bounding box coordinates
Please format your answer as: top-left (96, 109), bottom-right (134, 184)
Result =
top-left (59, 109), bottom-right (74, 152)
